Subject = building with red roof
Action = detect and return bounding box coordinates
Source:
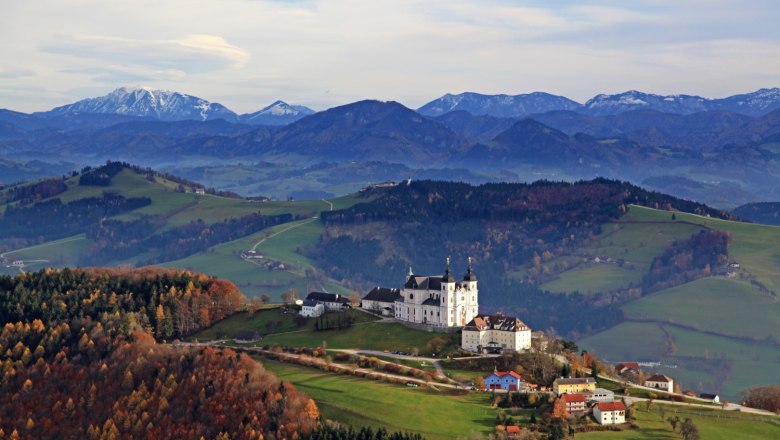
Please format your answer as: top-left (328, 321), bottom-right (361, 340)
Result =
top-left (484, 369), bottom-right (522, 391)
top-left (593, 401), bottom-right (626, 425)
top-left (562, 393), bottom-right (587, 415)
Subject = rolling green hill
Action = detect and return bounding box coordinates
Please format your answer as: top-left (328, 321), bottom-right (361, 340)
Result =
top-left (576, 206), bottom-right (780, 400)
top-left (0, 163), bottom-right (364, 300)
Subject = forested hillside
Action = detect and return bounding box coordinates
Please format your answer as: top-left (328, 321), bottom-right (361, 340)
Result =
top-left (316, 179), bottom-right (736, 337)
top-left (0, 268), bottom-right (318, 438)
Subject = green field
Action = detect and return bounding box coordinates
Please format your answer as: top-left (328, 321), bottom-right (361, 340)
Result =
top-left (223, 317), bottom-right (461, 356)
top-left (624, 277), bottom-right (780, 341)
top-left (580, 320), bottom-right (780, 400)
top-left (542, 214), bottom-right (705, 294)
top-left (579, 404), bottom-right (780, 439)
top-left (163, 218), bottom-right (350, 300)
top-left (260, 359), bottom-right (501, 440)
top-left (195, 308), bottom-right (377, 340)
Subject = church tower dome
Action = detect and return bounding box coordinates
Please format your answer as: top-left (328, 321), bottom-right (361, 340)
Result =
top-left (464, 256), bottom-right (477, 282)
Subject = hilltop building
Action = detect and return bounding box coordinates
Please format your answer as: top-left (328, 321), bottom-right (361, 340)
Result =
top-left (361, 258), bottom-right (479, 329)
top-left (461, 314), bottom-right (532, 353)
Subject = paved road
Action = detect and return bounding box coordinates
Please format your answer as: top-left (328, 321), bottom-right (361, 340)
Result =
top-left (250, 218), bottom-right (318, 252)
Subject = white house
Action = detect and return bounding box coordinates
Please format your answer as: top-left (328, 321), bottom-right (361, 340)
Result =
top-left (462, 313), bottom-right (531, 353)
top-left (593, 401), bottom-right (626, 425)
top-left (644, 374), bottom-right (674, 393)
top-left (699, 393), bottom-right (720, 404)
top-left (306, 291), bottom-right (348, 311)
top-left (300, 300), bottom-right (324, 318)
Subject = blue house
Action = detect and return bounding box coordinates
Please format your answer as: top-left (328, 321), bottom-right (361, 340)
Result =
top-left (483, 369), bottom-right (522, 391)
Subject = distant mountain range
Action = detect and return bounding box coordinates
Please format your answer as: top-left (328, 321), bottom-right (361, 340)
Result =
top-left (32, 87), bottom-right (314, 125)
top-left (418, 88), bottom-right (780, 118)
top-left (4, 86), bottom-right (780, 207)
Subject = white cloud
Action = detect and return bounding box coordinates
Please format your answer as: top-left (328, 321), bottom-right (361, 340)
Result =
top-left (43, 34), bottom-right (249, 73)
top-left (0, 0), bottom-right (779, 112)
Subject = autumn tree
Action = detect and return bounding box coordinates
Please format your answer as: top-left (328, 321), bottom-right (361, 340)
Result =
top-left (281, 288), bottom-right (300, 305)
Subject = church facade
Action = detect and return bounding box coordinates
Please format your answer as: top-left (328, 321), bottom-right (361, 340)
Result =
top-left (362, 258), bottom-right (479, 329)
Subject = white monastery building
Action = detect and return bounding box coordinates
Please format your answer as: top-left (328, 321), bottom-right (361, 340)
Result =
top-left (362, 258), bottom-right (479, 328)
top-left (461, 313), bottom-right (532, 353)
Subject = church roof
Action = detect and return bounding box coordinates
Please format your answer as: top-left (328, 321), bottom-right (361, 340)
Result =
top-left (464, 314), bottom-right (530, 332)
top-left (404, 275), bottom-right (445, 290)
top-left (363, 287), bottom-right (402, 303)
top-left (422, 297), bottom-right (440, 306)
top-left (307, 291), bottom-right (340, 302)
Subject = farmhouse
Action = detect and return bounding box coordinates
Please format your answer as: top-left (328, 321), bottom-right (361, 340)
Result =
top-left (461, 313), bottom-right (531, 353)
top-left (553, 377), bottom-right (597, 395)
top-left (593, 401), bottom-right (626, 425)
top-left (699, 393), bottom-right (720, 403)
top-left (362, 258), bottom-right (479, 328)
top-left (615, 362), bottom-right (641, 375)
top-left (233, 329), bottom-right (261, 343)
top-left (483, 370), bottom-right (522, 391)
top-left (644, 374), bottom-right (674, 393)
top-left (306, 291), bottom-right (349, 311)
top-left (562, 393), bottom-right (587, 416)
top-left (300, 300), bottom-right (324, 318)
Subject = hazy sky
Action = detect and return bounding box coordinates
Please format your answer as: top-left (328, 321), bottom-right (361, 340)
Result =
top-left (2, 0), bottom-right (779, 113)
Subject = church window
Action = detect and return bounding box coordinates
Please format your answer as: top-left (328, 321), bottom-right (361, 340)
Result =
top-left (410, 294), bottom-right (414, 300)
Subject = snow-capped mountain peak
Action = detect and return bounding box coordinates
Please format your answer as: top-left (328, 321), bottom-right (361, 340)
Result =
top-left (42, 86), bottom-right (238, 122)
top-left (239, 100), bottom-right (315, 125)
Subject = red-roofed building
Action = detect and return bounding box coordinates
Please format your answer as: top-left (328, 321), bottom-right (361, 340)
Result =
top-left (615, 362), bottom-right (641, 374)
top-left (484, 369), bottom-right (522, 391)
top-left (593, 401), bottom-right (626, 425)
top-left (562, 393), bottom-right (587, 415)
top-left (506, 425), bottom-right (521, 435)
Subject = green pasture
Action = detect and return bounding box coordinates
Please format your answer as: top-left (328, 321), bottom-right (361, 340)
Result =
top-left (260, 359), bottom-right (500, 440)
top-left (626, 205), bottom-right (780, 294)
top-left (579, 404), bottom-right (779, 440)
top-left (262, 321), bottom-right (461, 356)
top-left (195, 308), bottom-right (377, 341)
top-left (624, 277), bottom-right (780, 341)
top-left (163, 218), bottom-right (350, 300)
top-left (542, 217), bottom-right (705, 294)
top-left (580, 320), bottom-right (780, 400)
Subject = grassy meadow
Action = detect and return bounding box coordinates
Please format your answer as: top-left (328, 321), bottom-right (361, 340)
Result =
top-left (579, 404), bottom-right (779, 440)
top-left (260, 359), bottom-right (501, 440)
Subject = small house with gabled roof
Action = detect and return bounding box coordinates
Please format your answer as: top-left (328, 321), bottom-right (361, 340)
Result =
top-left (484, 369), bottom-right (522, 391)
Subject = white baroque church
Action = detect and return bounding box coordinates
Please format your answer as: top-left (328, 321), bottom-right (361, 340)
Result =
top-left (362, 258), bottom-right (479, 328)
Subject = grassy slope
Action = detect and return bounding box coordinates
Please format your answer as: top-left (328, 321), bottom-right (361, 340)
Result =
top-left (577, 206), bottom-right (780, 401)
top-left (260, 359), bottom-right (501, 440)
top-left (624, 277), bottom-right (780, 341)
top-left (542, 219), bottom-right (706, 294)
top-left (194, 308), bottom-right (460, 356)
top-left (195, 308), bottom-right (377, 340)
top-left (580, 405), bottom-right (779, 440)
top-left (162, 219), bottom-right (349, 300)
top-left (2, 169), bottom-right (364, 300)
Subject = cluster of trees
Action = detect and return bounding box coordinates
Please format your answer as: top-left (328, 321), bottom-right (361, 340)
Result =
top-left (641, 230), bottom-right (731, 294)
top-left (314, 314), bottom-right (355, 331)
top-left (3, 178), bottom-right (67, 205)
top-left (0, 267), bottom-right (319, 438)
top-left (82, 212), bottom-right (295, 265)
top-left (0, 193), bottom-right (151, 241)
top-left (741, 384), bottom-right (780, 413)
top-left (78, 161), bottom-right (127, 186)
top-left (310, 425), bottom-right (424, 440)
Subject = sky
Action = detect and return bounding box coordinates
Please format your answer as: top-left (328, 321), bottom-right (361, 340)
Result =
top-left (1, 0), bottom-right (779, 113)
